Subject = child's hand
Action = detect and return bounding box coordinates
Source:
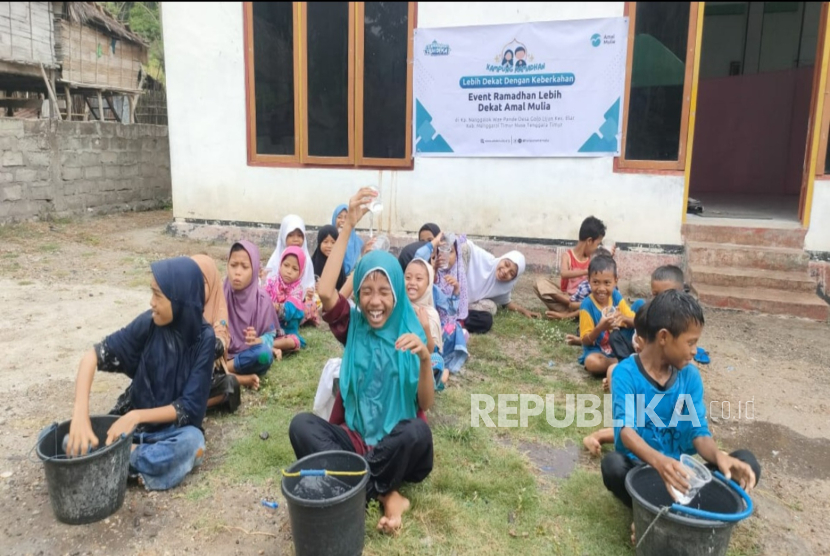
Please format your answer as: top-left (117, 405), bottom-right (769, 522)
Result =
top-left (305, 288), bottom-right (315, 302)
top-left (430, 232), bottom-right (444, 251)
top-left (106, 411), bottom-right (140, 446)
top-left (597, 313), bottom-right (617, 332)
top-left (522, 308), bottom-right (542, 319)
top-left (656, 455), bottom-right (691, 501)
top-left (245, 326), bottom-right (262, 346)
top-left (66, 415), bottom-right (99, 457)
top-left (395, 333), bottom-right (430, 362)
top-left (445, 276), bottom-right (460, 295)
top-left (715, 452), bottom-right (757, 492)
top-left (362, 237), bottom-right (377, 255)
top-left (347, 187), bottom-right (376, 229)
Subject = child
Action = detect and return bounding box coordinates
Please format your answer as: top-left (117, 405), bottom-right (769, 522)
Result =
top-left (332, 204), bottom-right (364, 275)
top-left (578, 255), bottom-right (635, 376)
top-left (535, 216), bottom-right (605, 317)
top-left (418, 223), bottom-right (441, 243)
top-left (547, 246), bottom-right (613, 321)
top-left (65, 257), bottom-right (214, 491)
top-left (435, 234), bottom-right (469, 373)
top-left (265, 216), bottom-right (318, 323)
top-left (224, 241), bottom-right (280, 390)
top-left (290, 188), bottom-right (434, 535)
top-left (602, 291), bottom-right (760, 537)
top-left (265, 246), bottom-right (310, 355)
top-left (311, 225), bottom-right (347, 290)
top-left (405, 257), bottom-right (449, 390)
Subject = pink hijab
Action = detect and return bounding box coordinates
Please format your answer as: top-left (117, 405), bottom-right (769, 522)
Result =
top-left (265, 246), bottom-right (306, 312)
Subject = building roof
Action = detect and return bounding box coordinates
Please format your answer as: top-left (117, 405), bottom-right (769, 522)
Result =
top-left (65, 2), bottom-right (149, 47)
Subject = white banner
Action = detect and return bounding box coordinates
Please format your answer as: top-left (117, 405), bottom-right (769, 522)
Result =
top-left (414, 18), bottom-right (628, 157)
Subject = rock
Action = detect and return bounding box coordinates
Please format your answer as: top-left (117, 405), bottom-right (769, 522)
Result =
top-left (1, 471), bottom-right (13, 479)
top-left (260, 431), bottom-right (269, 441)
top-left (143, 508), bottom-right (154, 517)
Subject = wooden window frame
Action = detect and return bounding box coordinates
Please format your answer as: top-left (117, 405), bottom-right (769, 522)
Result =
top-left (816, 1), bottom-right (830, 178)
top-left (618, 2), bottom-right (699, 172)
top-left (244, 2), bottom-right (415, 169)
top-left (355, 1), bottom-right (415, 167)
top-left (243, 2), bottom-right (302, 166)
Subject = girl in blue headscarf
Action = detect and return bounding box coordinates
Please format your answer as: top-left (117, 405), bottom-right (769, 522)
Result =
top-left (291, 188), bottom-right (434, 535)
top-left (332, 203), bottom-right (364, 275)
top-left (65, 257), bottom-right (215, 491)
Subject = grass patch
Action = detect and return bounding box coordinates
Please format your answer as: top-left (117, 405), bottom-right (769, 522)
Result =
top-left (18, 280), bottom-right (34, 286)
top-left (38, 242), bottom-right (61, 253)
top-left (1, 252), bottom-right (19, 259)
top-left (210, 308), bottom-right (759, 555)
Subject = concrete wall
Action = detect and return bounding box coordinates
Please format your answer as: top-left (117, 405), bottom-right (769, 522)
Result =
top-left (806, 180), bottom-right (830, 253)
top-left (163, 2), bottom-right (687, 247)
top-left (0, 118), bottom-right (171, 222)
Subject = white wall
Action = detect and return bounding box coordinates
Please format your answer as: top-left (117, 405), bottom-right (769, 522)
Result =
top-left (163, 2), bottom-right (685, 245)
top-left (805, 181), bottom-right (830, 252)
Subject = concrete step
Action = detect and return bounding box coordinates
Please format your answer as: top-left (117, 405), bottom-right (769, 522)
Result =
top-left (693, 284), bottom-right (829, 321)
top-left (687, 242), bottom-right (810, 272)
top-left (689, 265), bottom-right (816, 293)
top-left (682, 224), bottom-right (806, 249)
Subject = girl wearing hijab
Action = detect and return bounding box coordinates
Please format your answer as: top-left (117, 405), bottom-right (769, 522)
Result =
top-left (435, 235), bottom-right (469, 373)
top-left (418, 223), bottom-right (441, 243)
top-left (290, 188), bottom-right (434, 536)
top-left (265, 246), bottom-right (309, 354)
top-left (502, 49), bottom-right (514, 67)
top-left (265, 215), bottom-right (317, 301)
top-left (191, 254), bottom-right (240, 412)
top-left (464, 241), bottom-right (540, 333)
top-left (405, 258), bottom-right (448, 390)
top-left (65, 257), bottom-right (214, 491)
top-left (311, 225), bottom-right (347, 290)
top-left (332, 204), bottom-right (364, 275)
top-left (224, 241), bottom-right (280, 390)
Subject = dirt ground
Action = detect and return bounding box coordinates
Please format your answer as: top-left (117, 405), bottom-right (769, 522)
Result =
top-left (0, 211), bottom-right (828, 556)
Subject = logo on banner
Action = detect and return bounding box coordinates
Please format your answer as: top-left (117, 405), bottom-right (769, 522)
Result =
top-left (592, 33), bottom-right (616, 47)
top-left (424, 40), bottom-right (451, 56)
top-left (486, 39), bottom-right (545, 73)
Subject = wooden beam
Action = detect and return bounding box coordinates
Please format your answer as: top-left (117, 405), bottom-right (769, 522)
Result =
top-left (128, 94), bottom-right (137, 124)
top-left (39, 63), bottom-right (60, 119)
top-left (84, 96), bottom-right (99, 120)
top-left (64, 85), bottom-right (72, 121)
top-left (105, 93), bottom-right (120, 123)
top-left (97, 90), bottom-right (104, 121)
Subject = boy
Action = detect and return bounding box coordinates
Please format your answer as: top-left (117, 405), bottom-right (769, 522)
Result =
top-left (601, 291), bottom-right (759, 521)
top-left (536, 216), bottom-right (606, 318)
top-left (578, 255), bottom-right (635, 376)
top-left (546, 247), bottom-right (613, 321)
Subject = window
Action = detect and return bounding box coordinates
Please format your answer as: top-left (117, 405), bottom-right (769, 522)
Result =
top-left (244, 2), bottom-right (415, 168)
top-left (619, 2), bottom-right (699, 171)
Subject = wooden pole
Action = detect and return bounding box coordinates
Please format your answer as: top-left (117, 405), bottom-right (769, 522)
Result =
top-left (104, 93), bottom-right (120, 124)
top-left (97, 90), bottom-right (104, 121)
top-left (64, 86), bottom-right (72, 121)
top-left (39, 64), bottom-right (60, 119)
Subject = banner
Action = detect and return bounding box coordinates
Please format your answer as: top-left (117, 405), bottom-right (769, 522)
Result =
top-left (414, 18), bottom-right (628, 157)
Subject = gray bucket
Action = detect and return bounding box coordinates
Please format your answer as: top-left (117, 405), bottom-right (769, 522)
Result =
top-left (36, 415), bottom-right (133, 525)
top-left (281, 450), bottom-right (370, 556)
top-left (626, 465), bottom-right (747, 556)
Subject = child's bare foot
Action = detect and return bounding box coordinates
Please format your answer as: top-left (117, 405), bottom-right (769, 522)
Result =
top-left (565, 334), bottom-right (581, 346)
top-left (602, 377), bottom-right (610, 392)
top-left (545, 310), bottom-right (565, 320)
top-left (630, 522), bottom-right (636, 545)
top-left (234, 373), bottom-right (260, 390)
top-left (377, 490), bottom-right (410, 535)
top-left (441, 369), bottom-right (449, 386)
top-left (583, 434), bottom-right (602, 457)
top-left (273, 348), bottom-right (283, 361)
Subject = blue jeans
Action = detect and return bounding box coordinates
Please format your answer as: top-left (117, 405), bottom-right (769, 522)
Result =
top-left (233, 343), bottom-right (273, 376)
top-left (131, 425), bottom-right (204, 491)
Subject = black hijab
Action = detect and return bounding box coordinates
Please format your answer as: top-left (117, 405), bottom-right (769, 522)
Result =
top-left (418, 223), bottom-right (441, 241)
top-left (398, 240), bottom-right (429, 272)
top-left (312, 225), bottom-right (347, 290)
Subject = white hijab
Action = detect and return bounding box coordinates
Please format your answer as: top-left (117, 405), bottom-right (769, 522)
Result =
top-left (408, 258), bottom-right (442, 351)
top-left (266, 214), bottom-right (316, 291)
top-left (466, 240), bottom-right (526, 306)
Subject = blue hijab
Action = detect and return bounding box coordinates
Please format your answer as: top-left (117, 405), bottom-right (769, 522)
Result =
top-left (332, 204), bottom-right (364, 275)
top-left (104, 257), bottom-right (214, 429)
top-left (340, 251), bottom-right (426, 446)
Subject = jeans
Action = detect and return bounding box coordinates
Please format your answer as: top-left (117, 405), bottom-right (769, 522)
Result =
top-left (131, 425), bottom-right (205, 491)
top-left (233, 343), bottom-right (273, 376)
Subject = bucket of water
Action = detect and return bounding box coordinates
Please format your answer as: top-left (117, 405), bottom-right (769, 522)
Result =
top-left (626, 464), bottom-right (753, 556)
top-left (281, 450), bottom-right (370, 556)
top-left (36, 415), bottom-right (133, 525)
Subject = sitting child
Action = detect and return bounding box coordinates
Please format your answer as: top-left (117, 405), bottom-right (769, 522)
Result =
top-left (224, 241), bottom-right (280, 390)
top-left (547, 246), bottom-right (614, 320)
top-left (601, 291), bottom-right (760, 543)
top-left (265, 215), bottom-right (319, 325)
top-left (435, 234), bottom-right (469, 373)
top-left (405, 257), bottom-right (449, 390)
top-left (265, 246), bottom-right (310, 355)
top-left (578, 255), bottom-right (635, 376)
top-left (535, 216), bottom-right (605, 317)
top-left (65, 257), bottom-right (214, 491)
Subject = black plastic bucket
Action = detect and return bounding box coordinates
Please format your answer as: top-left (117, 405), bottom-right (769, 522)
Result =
top-left (36, 415), bottom-right (133, 525)
top-left (626, 465), bottom-right (747, 556)
top-left (281, 450), bottom-right (370, 556)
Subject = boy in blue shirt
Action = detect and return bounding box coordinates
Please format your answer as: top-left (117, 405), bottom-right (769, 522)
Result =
top-left (601, 290), bottom-right (759, 516)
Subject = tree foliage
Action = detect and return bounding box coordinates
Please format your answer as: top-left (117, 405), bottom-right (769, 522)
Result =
top-left (100, 2), bottom-right (165, 84)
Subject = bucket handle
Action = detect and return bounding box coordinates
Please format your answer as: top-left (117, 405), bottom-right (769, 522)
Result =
top-left (281, 469), bottom-right (368, 478)
top-left (670, 471), bottom-right (754, 522)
